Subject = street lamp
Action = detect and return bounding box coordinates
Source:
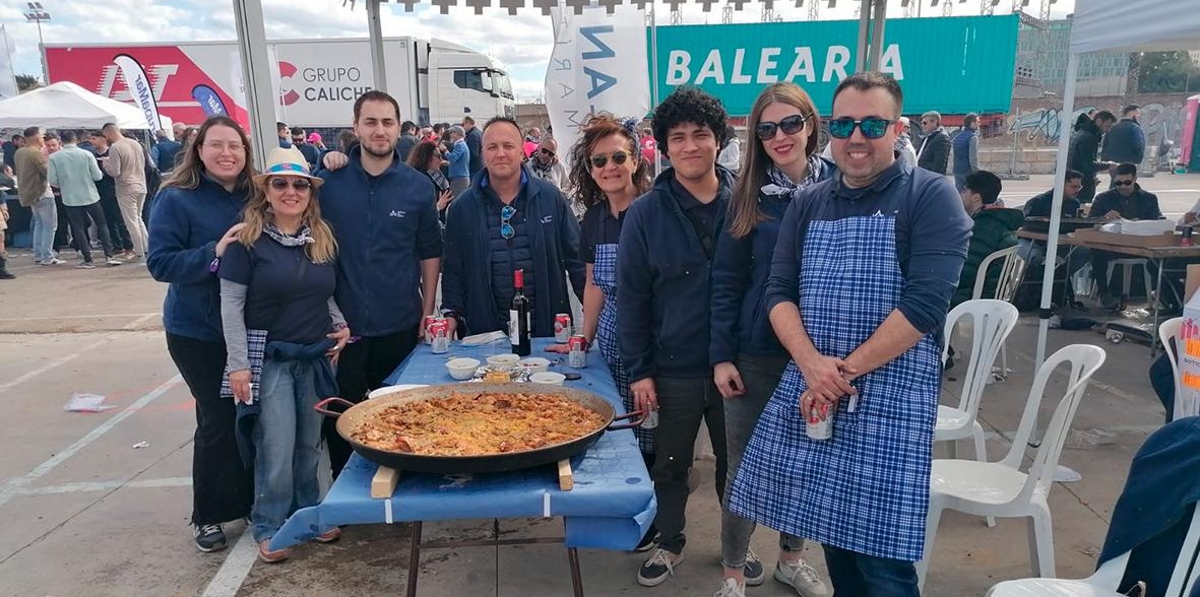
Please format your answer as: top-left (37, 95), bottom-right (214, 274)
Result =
top-left (23, 2), bottom-right (50, 84)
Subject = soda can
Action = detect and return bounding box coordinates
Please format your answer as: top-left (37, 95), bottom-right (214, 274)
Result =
top-left (423, 315), bottom-right (437, 345)
top-left (641, 409), bottom-right (659, 430)
top-left (568, 334), bottom-right (588, 369)
top-left (805, 402), bottom-right (835, 440)
top-left (430, 320), bottom-right (450, 354)
top-left (554, 314), bottom-right (572, 343)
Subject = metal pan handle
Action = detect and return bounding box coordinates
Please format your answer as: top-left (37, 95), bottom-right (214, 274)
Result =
top-left (608, 409), bottom-right (645, 430)
top-left (314, 397), bottom-right (356, 418)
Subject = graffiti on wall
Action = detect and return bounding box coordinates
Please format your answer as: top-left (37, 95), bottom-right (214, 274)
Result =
top-left (1005, 100), bottom-right (1188, 148)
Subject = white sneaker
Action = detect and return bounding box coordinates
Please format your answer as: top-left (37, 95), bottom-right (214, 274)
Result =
top-left (714, 578), bottom-right (746, 597)
top-left (775, 559), bottom-right (830, 597)
top-left (40, 257), bottom-right (65, 266)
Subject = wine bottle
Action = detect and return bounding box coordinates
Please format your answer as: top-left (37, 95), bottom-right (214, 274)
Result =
top-left (510, 269), bottom-right (532, 356)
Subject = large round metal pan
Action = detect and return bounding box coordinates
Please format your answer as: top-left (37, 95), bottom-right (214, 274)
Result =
top-left (314, 383), bottom-right (642, 474)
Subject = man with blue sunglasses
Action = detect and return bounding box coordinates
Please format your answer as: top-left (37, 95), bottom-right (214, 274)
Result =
top-left (728, 72), bottom-right (970, 597)
top-left (441, 117), bottom-right (585, 339)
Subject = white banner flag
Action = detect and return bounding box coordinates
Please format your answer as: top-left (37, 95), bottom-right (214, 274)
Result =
top-left (0, 26), bottom-right (18, 100)
top-left (544, 3), bottom-right (650, 167)
top-left (113, 54), bottom-right (163, 131)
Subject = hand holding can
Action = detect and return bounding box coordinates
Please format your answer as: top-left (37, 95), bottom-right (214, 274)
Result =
top-left (802, 391), bottom-right (835, 440)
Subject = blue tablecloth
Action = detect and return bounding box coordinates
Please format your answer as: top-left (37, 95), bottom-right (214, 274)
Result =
top-left (270, 338), bottom-right (657, 551)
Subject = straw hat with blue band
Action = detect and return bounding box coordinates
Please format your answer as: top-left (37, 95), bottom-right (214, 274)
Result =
top-left (252, 147), bottom-right (323, 188)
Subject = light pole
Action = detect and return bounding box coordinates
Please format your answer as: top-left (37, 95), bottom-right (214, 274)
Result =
top-left (23, 2), bottom-right (50, 85)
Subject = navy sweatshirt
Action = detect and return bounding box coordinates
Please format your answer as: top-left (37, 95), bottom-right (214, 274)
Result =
top-left (618, 167), bottom-right (734, 382)
top-left (147, 176), bottom-right (250, 342)
top-left (766, 160), bottom-right (971, 340)
top-left (709, 158), bottom-right (837, 366)
top-left (318, 146), bottom-right (443, 337)
top-left (441, 166), bottom-right (585, 337)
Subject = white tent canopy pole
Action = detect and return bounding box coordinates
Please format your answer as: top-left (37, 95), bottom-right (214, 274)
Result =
top-left (233, 0), bottom-right (278, 171)
top-left (1033, 52), bottom-right (1078, 369)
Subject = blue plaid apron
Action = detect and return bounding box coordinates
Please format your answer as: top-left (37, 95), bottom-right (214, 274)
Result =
top-left (593, 243), bottom-right (654, 454)
top-left (728, 214), bottom-right (940, 562)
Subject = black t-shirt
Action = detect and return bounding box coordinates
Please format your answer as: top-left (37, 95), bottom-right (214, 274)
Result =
top-left (580, 201), bottom-right (626, 264)
top-left (219, 237), bottom-right (337, 344)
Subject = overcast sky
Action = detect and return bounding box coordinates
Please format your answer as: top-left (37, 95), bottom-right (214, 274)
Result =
top-left (0, 0), bottom-right (1076, 101)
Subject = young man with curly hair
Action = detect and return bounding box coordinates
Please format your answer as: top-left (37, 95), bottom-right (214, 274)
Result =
top-left (617, 86), bottom-right (734, 588)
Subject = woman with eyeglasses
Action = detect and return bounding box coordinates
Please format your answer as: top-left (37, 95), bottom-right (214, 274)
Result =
top-left (548, 113), bottom-right (657, 549)
top-left (709, 82), bottom-right (836, 597)
top-left (219, 146), bottom-right (348, 563)
top-left (406, 141), bottom-right (454, 221)
top-left (148, 116), bottom-right (258, 554)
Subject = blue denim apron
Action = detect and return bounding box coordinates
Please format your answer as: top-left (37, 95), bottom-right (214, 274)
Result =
top-left (593, 243), bottom-right (654, 454)
top-left (728, 213), bottom-right (941, 562)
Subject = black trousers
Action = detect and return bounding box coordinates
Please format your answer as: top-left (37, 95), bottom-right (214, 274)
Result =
top-left (166, 333), bottom-right (254, 526)
top-left (66, 203), bottom-right (114, 263)
top-left (326, 328), bottom-right (419, 478)
top-left (53, 194), bottom-right (72, 252)
top-left (100, 193), bottom-right (133, 252)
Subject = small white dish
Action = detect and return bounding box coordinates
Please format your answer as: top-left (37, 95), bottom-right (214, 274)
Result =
top-left (446, 358), bottom-right (482, 381)
top-left (519, 357), bottom-right (551, 373)
top-left (367, 384), bottom-right (428, 399)
top-left (486, 353), bottom-right (521, 368)
top-left (530, 372), bottom-right (566, 386)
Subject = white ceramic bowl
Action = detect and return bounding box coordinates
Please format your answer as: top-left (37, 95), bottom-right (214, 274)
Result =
top-left (530, 372), bottom-right (566, 386)
top-left (367, 384), bottom-right (427, 399)
top-left (519, 357), bottom-right (551, 373)
top-left (446, 357), bottom-right (481, 381)
top-left (486, 353), bottom-right (521, 368)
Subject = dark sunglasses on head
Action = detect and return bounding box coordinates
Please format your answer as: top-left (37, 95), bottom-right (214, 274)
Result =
top-left (539, 147), bottom-right (556, 158)
top-left (269, 178), bottom-right (312, 191)
top-left (589, 150), bottom-right (631, 169)
top-left (1113, 179), bottom-right (1135, 187)
top-left (755, 114), bottom-right (808, 140)
top-left (827, 117), bottom-right (895, 140)
top-left (500, 204), bottom-right (516, 240)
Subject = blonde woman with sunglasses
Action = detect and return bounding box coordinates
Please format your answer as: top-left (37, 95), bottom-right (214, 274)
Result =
top-left (218, 147), bottom-right (348, 564)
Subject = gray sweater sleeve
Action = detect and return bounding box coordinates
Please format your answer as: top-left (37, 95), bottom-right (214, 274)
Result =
top-left (220, 279), bottom-right (251, 372)
top-left (328, 296), bottom-right (347, 329)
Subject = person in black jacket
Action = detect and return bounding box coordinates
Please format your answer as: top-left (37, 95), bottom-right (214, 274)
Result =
top-left (916, 110), bottom-right (951, 174)
top-left (1091, 162), bottom-right (1163, 309)
top-left (1101, 105), bottom-right (1146, 183)
top-left (463, 116), bottom-right (484, 177)
top-left (1067, 110), bottom-right (1116, 203)
top-left (710, 82), bottom-right (835, 597)
top-left (618, 86), bottom-right (733, 588)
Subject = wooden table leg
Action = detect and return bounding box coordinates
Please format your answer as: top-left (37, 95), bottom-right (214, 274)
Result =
top-left (567, 547), bottom-right (584, 597)
top-left (406, 521), bottom-right (423, 597)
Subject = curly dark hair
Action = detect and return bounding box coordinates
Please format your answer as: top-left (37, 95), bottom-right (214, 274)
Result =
top-left (567, 113), bottom-right (651, 210)
top-left (652, 86), bottom-right (729, 158)
top-left (406, 141), bottom-right (441, 171)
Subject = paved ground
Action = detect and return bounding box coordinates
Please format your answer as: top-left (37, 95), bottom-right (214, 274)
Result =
top-left (0, 173), bottom-right (1196, 597)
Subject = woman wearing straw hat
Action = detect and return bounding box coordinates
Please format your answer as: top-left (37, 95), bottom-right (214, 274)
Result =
top-left (218, 146), bottom-right (349, 563)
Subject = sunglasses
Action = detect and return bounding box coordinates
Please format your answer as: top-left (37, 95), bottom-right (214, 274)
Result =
top-left (755, 114), bottom-right (808, 140)
top-left (1113, 179), bottom-right (1135, 187)
top-left (269, 178), bottom-right (313, 191)
top-left (501, 205), bottom-right (516, 240)
top-left (589, 150), bottom-right (631, 169)
top-left (827, 118), bottom-right (895, 140)
top-left (539, 148), bottom-right (556, 158)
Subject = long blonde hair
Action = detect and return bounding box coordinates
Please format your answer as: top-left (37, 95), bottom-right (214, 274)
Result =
top-left (236, 178), bottom-right (338, 264)
top-left (162, 116), bottom-right (254, 193)
top-left (728, 83), bottom-right (821, 239)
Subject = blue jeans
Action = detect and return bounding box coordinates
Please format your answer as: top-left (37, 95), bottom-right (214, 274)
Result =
top-left (823, 544), bottom-right (920, 597)
top-left (251, 357), bottom-right (325, 543)
top-left (29, 196), bottom-right (57, 263)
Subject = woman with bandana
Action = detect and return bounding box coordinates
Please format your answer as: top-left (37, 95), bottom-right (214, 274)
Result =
top-left (708, 82), bottom-right (837, 597)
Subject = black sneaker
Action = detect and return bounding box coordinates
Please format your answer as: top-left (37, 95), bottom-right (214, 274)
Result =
top-left (744, 549), bottom-right (765, 586)
top-left (637, 548), bottom-right (684, 587)
top-left (194, 523), bottom-right (227, 552)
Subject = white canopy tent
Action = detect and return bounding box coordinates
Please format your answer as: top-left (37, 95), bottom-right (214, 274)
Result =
top-left (1035, 0), bottom-right (1200, 368)
top-left (0, 81), bottom-right (172, 131)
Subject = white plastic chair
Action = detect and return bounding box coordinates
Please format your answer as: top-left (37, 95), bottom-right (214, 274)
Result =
top-left (985, 506), bottom-right (1200, 597)
top-left (1160, 317), bottom-right (1187, 421)
top-left (918, 344), bottom-right (1107, 590)
top-left (938, 300), bottom-right (1020, 462)
top-left (972, 246), bottom-right (1026, 381)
